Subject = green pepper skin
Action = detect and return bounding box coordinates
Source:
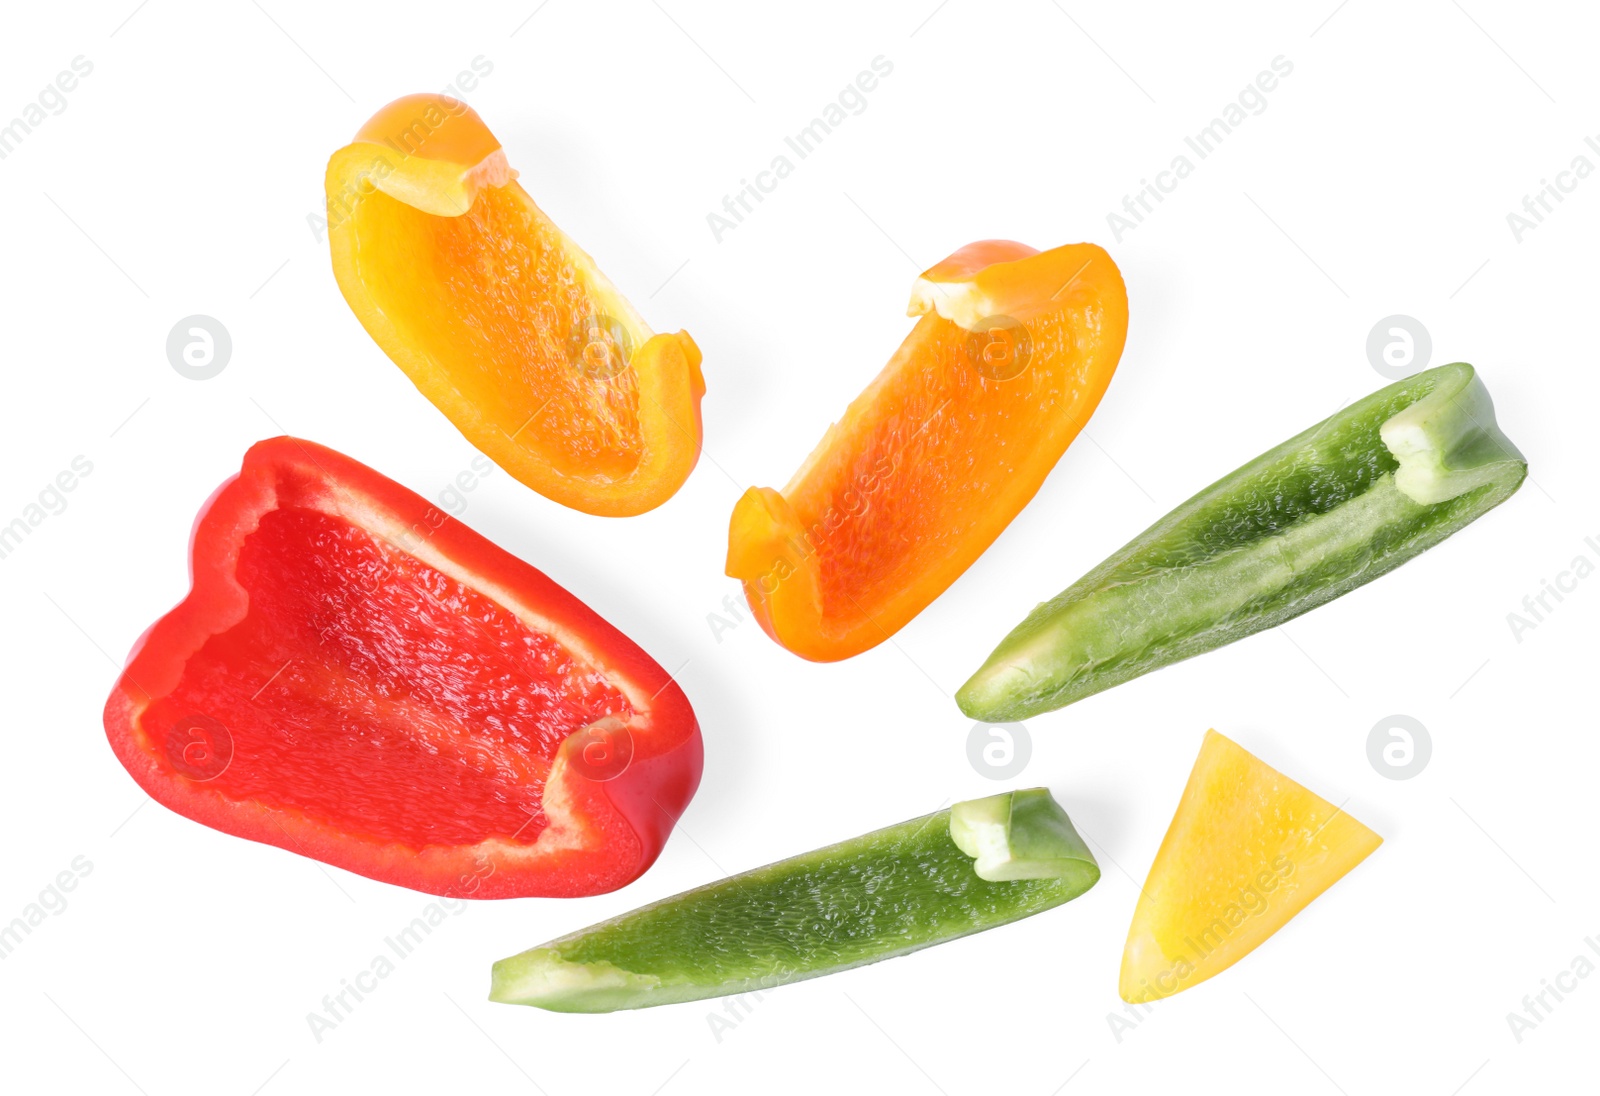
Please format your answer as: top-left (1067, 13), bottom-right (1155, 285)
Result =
top-left (957, 363), bottom-right (1526, 721)
top-left (489, 789), bottom-right (1099, 1013)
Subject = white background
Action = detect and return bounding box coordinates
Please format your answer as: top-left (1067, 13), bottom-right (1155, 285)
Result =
top-left (1, 2), bottom-right (1596, 1093)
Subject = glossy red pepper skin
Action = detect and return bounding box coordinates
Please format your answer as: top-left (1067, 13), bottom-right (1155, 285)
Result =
top-left (103, 438), bottom-right (701, 898)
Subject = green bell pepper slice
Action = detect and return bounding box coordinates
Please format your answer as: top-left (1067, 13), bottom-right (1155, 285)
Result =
top-left (489, 788), bottom-right (1099, 1013)
top-left (958, 362), bottom-right (1526, 721)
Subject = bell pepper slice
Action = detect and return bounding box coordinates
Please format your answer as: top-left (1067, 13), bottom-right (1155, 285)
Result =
top-left (489, 788), bottom-right (1099, 1013)
top-left (101, 438), bottom-right (701, 898)
top-left (725, 240), bottom-right (1128, 661)
top-left (326, 94), bottom-right (705, 517)
top-left (958, 362), bottom-right (1527, 720)
top-left (1120, 730), bottom-right (1382, 1002)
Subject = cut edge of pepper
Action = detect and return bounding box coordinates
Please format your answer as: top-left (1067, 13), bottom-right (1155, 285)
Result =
top-left (949, 788), bottom-right (1101, 885)
top-left (333, 93), bottom-right (516, 219)
top-left (907, 240), bottom-right (1111, 331)
top-left (1381, 362), bottom-right (1527, 506)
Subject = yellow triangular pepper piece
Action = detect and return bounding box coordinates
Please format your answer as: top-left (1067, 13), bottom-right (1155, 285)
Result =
top-left (1119, 729), bottom-right (1382, 1002)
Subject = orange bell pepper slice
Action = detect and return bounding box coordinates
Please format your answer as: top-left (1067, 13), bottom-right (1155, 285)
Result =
top-left (326, 94), bottom-right (705, 517)
top-left (726, 240), bottom-right (1128, 661)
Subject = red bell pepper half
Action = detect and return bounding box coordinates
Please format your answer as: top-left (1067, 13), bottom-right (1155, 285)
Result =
top-left (103, 437), bottom-right (701, 898)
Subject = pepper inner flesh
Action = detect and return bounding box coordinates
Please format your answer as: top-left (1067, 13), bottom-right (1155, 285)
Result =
top-left (349, 182), bottom-right (645, 480)
top-left (557, 812), bottom-right (1065, 981)
top-left (958, 363), bottom-right (1526, 720)
top-left (793, 305), bottom-right (1093, 629)
top-left (143, 505), bottom-right (633, 849)
top-left (491, 789), bottom-right (1099, 1012)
